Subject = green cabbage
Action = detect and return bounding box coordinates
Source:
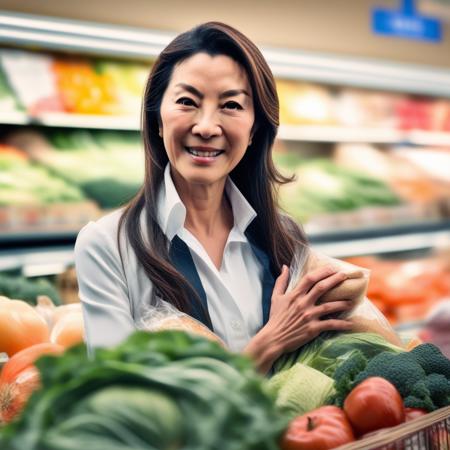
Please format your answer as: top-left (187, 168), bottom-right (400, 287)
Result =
top-left (273, 332), bottom-right (404, 377)
top-left (267, 363), bottom-right (335, 419)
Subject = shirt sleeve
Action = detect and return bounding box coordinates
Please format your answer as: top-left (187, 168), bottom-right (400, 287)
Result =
top-left (74, 220), bottom-right (135, 352)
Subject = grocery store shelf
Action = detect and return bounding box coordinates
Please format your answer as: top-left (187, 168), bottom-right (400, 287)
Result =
top-left (0, 112), bottom-right (141, 130)
top-left (2, 11), bottom-right (450, 98)
top-left (0, 111), bottom-right (28, 125)
top-left (408, 130), bottom-right (450, 147)
top-left (278, 125), bottom-right (404, 143)
top-left (0, 246), bottom-right (75, 276)
top-left (309, 221), bottom-right (450, 258)
top-left (37, 113), bottom-right (140, 130)
top-left (278, 125), bottom-right (450, 145)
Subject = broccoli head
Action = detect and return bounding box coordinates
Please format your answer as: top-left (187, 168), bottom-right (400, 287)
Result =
top-left (410, 343), bottom-right (450, 378)
top-left (354, 351), bottom-right (426, 398)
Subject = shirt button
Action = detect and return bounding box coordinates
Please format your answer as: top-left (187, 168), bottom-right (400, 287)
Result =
top-left (230, 319), bottom-right (242, 331)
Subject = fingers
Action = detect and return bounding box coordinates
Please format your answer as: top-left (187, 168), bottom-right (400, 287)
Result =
top-left (272, 265), bottom-right (290, 297)
top-left (304, 271), bottom-right (348, 306)
top-left (311, 300), bottom-right (353, 320)
top-left (291, 266), bottom-right (338, 297)
top-left (312, 318), bottom-right (353, 335)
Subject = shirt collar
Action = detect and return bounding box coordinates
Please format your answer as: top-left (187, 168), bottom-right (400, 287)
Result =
top-left (157, 163), bottom-right (257, 241)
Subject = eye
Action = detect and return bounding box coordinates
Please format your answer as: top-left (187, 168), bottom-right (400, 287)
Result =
top-left (223, 101), bottom-right (243, 110)
top-left (176, 97), bottom-right (197, 107)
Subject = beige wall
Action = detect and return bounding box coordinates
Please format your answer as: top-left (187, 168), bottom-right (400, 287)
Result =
top-left (1, 0), bottom-right (450, 67)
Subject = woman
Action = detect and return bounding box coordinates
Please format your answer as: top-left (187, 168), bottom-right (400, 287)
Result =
top-left (74, 21), bottom-right (353, 373)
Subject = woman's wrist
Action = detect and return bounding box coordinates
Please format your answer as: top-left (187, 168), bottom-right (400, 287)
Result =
top-left (243, 327), bottom-right (283, 374)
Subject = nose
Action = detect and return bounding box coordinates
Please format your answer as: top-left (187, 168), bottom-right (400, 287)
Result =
top-left (191, 110), bottom-right (222, 139)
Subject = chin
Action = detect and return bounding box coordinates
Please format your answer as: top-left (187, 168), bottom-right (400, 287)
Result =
top-left (178, 165), bottom-right (226, 186)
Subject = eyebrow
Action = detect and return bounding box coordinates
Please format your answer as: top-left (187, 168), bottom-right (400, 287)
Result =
top-left (174, 83), bottom-right (250, 99)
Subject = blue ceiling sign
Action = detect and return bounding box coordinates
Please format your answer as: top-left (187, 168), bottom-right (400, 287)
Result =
top-left (372, 0), bottom-right (442, 42)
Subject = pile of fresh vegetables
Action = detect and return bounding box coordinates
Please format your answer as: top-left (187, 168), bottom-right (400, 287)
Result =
top-left (0, 294), bottom-right (84, 425)
top-left (269, 332), bottom-right (450, 449)
top-left (0, 319), bottom-right (449, 449)
top-left (0, 296), bottom-right (83, 359)
top-left (0, 331), bottom-right (286, 450)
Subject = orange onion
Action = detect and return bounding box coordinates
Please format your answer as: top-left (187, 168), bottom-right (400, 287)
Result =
top-left (0, 342), bottom-right (63, 423)
top-left (50, 311), bottom-right (84, 348)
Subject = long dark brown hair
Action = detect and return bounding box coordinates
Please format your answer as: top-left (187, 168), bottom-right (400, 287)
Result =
top-left (118, 21), bottom-right (307, 316)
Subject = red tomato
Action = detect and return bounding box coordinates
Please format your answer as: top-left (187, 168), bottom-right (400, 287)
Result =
top-left (404, 407), bottom-right (427, 422)
top-left (344, 377), bottom-right (405, 436)
top-left (281, 405), bottom-right (355, 450)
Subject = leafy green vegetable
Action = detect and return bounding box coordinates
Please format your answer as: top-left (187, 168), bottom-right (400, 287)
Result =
top-left (273, 332), bottom-right (403, 377)
top-left (0, 331), bottom-right (286, 450)
top-left (267, 362), bottom-right (335, 419)
top-left (0, 274), bottom-right (61, 305)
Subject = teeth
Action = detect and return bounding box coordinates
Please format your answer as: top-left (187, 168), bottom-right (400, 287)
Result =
top-left (187, 148), bottom-right (221, 157)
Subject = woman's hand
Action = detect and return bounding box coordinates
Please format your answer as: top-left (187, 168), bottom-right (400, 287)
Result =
top-left (244, 265), bottom-right (353, 373)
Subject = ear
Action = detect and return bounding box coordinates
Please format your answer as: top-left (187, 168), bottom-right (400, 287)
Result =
top-left (158, 127), bottom-right (163, 138)
top-left (249, 128), bottom-right (256, 146)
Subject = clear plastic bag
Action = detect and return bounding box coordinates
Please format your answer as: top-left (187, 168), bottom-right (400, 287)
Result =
top-left (136, 297), bottom-right (225, 346)
top-left (287, 244), bottom-right (402, 346)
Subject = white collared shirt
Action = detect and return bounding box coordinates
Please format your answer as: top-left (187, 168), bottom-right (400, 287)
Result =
top-left (74, 164), bottom-right (264, 352)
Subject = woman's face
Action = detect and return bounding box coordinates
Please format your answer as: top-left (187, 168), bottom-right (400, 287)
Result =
top-left (159, 52), bottom-right (255, 187)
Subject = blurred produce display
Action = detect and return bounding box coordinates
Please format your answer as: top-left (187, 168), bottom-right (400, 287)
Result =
top-left (0, 49), bottom-right (149, 116)
top-left (277, 81), bottom-right (336, 125)
top-left (345, 252), bottom-right (450, 327)
top-left (0, 274), bottom-right (61, 306)
top-left (274, 144), bottom-right (450, 231)
top-left (0, 48), bottom-right (448, 261)
top-left (334, 144), bottom-right (450, 207)
top-left (274, 153), bottom-right (401, 224)
top-left (277, 79), bottom-right (450, 131)
top-left (0, 50), bottom-right (63, 114)
top-left (0, 144), bottom-right (84, 206)
top-left (0, 48), bottom-right (449, 134)
top-left (0, 129), bottom-right (144, 230)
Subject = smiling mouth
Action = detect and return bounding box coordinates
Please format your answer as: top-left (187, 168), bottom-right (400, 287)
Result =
top-left (185, 147), bottom-right (224, 157)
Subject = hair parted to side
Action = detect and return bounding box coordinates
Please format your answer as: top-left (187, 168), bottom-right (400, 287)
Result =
top-left (118, 21), bottom-right (307, 317)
